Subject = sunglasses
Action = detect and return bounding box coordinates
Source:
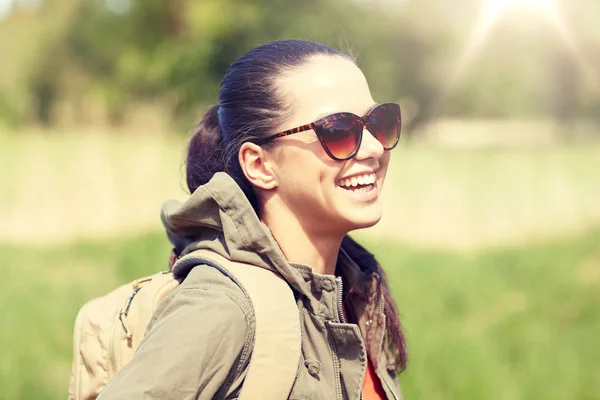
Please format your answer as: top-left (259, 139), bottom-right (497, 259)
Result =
top-left (255, 103), bottom-right (402, 161)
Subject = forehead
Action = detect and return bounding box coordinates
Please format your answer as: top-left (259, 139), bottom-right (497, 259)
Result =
top-left (275, 55), bottom-right (375, 127)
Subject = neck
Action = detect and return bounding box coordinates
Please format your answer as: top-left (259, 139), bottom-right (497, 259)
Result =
top-left (261, 203), bottom-right (343, 276)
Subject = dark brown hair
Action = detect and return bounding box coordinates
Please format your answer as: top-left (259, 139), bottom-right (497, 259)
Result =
top-left (186, 39), bottom-right (407, 371)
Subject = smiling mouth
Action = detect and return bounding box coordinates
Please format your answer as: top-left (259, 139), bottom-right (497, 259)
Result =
top-left (336, 172), bottom-right (376, 193)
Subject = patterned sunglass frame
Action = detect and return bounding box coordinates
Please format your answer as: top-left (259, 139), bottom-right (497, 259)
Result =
top-left (254, 103), bottom-right (401, 161)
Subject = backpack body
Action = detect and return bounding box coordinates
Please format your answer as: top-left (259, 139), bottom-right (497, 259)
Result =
top-left (67, 250), bottom-right (301, 400)
top-left (68, 271), bottom-right (179, 400)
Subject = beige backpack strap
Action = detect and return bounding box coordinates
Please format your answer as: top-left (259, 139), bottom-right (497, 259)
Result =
top-left (182, 250), bottom-right (301, 400)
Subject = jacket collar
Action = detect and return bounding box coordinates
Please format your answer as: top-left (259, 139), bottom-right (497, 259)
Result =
top-left (161, 172), bottom-right (309, 298)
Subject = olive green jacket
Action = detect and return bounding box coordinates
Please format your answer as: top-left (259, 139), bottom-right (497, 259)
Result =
top-left (97, 172), bottom-right (402, 400)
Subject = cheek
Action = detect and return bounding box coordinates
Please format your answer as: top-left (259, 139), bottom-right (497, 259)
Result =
top-left (273, 145), bottom-right (339, 196)
top-left (381, 152), bottom-right (392, 175)
top-left (312, 139), bottom-right (336, 163)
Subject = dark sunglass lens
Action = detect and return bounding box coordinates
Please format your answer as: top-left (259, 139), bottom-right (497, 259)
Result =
top-left (371, 105), bottom-right (401, 149)
top-left (322, 118), bottom-right (360, 159)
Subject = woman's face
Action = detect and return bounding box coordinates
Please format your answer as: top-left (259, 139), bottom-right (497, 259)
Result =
top-left (268, 55), bottom-right (392, 236)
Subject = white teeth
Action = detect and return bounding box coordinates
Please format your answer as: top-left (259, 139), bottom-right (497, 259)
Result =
top-left (338, 173), bottom-right (376, 188)
top-left (351, 184), bottom-right (373, 193)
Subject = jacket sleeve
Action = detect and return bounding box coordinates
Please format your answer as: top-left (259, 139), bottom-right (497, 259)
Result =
top-left (97, 267), bottom-right (253, 400)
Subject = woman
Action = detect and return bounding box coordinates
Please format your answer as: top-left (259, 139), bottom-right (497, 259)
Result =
top-left (99, 39), bottom-right (407, 399)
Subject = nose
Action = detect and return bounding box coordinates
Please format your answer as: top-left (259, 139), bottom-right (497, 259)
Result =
top-left (354, 127), bottom-right (384, 160)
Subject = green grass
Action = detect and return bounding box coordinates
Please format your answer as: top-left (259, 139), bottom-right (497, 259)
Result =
top-left (1, 229), bottom-right (599, 399)
top-left (365, 229), bottom-right (600, 400)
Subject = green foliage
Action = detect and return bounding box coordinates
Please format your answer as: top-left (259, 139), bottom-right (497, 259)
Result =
top-left (1, 0), bottom-right (599, 131)
top-left (1, 229), bottom-right (599, 399)
top-left (0, 0), bottom-right (461, 129)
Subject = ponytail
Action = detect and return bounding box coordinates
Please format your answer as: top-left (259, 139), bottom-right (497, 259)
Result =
top-left (186, 104), bottom-right (259, 210)
top-left (341, 235), bottom-right (408, 372)
top-left (186, 105), bottom-right (224, 193)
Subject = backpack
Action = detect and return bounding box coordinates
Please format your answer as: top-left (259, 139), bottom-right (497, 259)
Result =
top-left (67, 249), bottom-right (301, 400)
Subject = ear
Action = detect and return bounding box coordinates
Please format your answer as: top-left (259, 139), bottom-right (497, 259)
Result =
top-left (238, 142), bottom-right (278, 190)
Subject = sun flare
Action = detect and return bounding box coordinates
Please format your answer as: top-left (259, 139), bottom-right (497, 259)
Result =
top-left (435, 0), bottom-right (598, 110)
top-left (482, 0), bottom-right (559, 23)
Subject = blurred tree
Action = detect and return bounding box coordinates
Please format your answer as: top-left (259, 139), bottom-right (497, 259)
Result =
top-left (15, 0), bottom-right (449, 130)
top-left (549, 47), bottom-right (581, 131)
top-left (1, 0), bottom-right (598, 131)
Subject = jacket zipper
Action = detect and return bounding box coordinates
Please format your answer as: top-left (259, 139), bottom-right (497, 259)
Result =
top-left (336, 276), bottom-right (345, 323)
top-left (326, 327), bottom-right (344, 400)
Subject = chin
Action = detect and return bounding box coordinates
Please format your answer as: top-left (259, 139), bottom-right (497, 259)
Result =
top-left (344, 209), bottom-right (383, 232)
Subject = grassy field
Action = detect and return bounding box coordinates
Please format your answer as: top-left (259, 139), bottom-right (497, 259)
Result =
top-left (1, 229), bottom-right (599, 399)
top-left (1, 128), bottom-right (599, 249)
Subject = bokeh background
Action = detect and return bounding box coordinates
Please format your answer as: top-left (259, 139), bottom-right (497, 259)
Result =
top-left (1, 0), bottom-right (599, 399)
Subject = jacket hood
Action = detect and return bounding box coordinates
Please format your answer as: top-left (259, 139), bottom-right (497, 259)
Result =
top-left (160, 172), bottom-right (309, 298)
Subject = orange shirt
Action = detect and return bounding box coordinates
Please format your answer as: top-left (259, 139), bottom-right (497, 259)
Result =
top-left (362, 358), bottom-right (386, 399)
